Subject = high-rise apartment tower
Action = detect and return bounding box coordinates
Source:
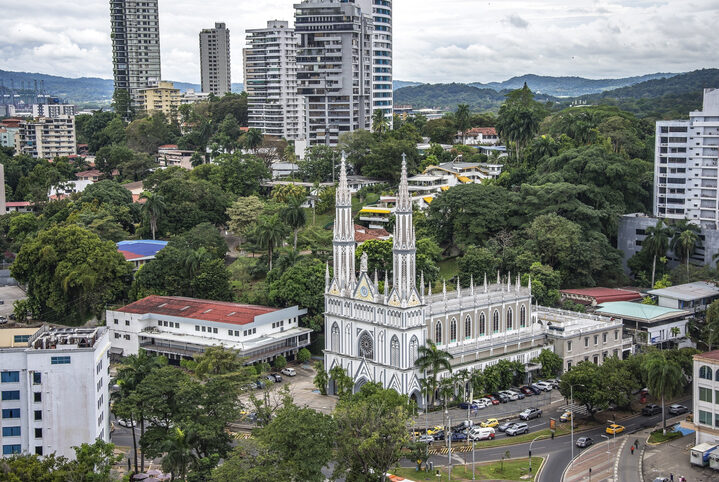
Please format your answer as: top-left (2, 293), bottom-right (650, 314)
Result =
top-left (654, 89), bottom-right (719, 229)
top-left (357, 0), bottom-right (393, 123)
top-left (294, 0), bottom-right (373, 146)
top-left (109, 0), bottom-right (162, 111)
top-left (200, 22), bottom-right (232, 96)
top-left (244, 21), bottom-right (302, 140)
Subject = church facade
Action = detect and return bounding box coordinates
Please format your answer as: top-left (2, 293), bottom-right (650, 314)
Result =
top-left (324, 156), bottom-right (551, 406)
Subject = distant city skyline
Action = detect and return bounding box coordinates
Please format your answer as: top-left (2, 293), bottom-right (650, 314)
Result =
top-left (0, 0), bottom-right (717, 84)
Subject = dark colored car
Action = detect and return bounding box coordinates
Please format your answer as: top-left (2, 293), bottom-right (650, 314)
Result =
top-left (492, 392), bottom-right (509, 403)
top-left (450, 432), bottom-right (468, 442)
top-left (576, 437), bottom-right (593, 448)
top-left (520, 386), bottom-right (534, 396)
top-left (485, 395), bottom-right (500, 405)
top-left (498, 422), bottom-right (515, 432)
top-left (272, 374), bottom-right (282, 383)
top-left (528, 384), bottom-right (542, 395)
top-left (459, 402), bottom-right (479, 410)
top-left (433, 430), bottom-right (445, 441)
top-left (642, 404), bottom-right (662, 416)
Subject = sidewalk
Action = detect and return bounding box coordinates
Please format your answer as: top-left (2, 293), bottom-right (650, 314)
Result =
top-left (643, 430), bottom-right (717, 482)
top-left (563, 440), bottom-right (616, 482)
top-left (616, 428), bottom-right (649, 482)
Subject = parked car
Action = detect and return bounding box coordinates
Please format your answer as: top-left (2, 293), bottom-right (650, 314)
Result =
top-left (426, 426), bottom-right (444, 435)
top-left (484, 395), bottom-right (500, 405)
top-left (506, 422), bottom-right (529, 436)
top-left (281, 367), bottom-right (296, 377)
top-left (264, 375), bottom-right (276, 383)
top-left (480, 418), bottom-right (499, 428)
top-left (418, 434), bottom-right (434, 443)
top-left (451, 432), bottom-right (468, 442)
top-left (651, 478), bottom-right (669, 482)
top-left (535, 381), bottom-right (553, 391)
top-left (432, 430), bottom-right (445, 441)
top-left (576, 437), bottom-right (593, 448)
top-left (472, 399), bottom-right (490, 409)
top-left (509, 389), bottom-right (525, 400)
top-left (668, 404), bottom-right (688, 415)
top-left (468, 427), bottom-right (495, 441)
top-left (501, 390), bottom-right (519, 401)
top-left (0, 317), bottom-right (7, 325)
top-left (528, 384), bottom-right (542, 395)
top-left (519, 408), bottom-right (542, 420)
top-left (117, 418), bottom-right (136, 428)
top-left (459, 402), bottom-right (479, 410)
top-left (606, 424), bottom-right (625, 435)
top-left (255, 380), bottom-right (265, 389)
top-left (498, 422), bottom-right (516, 432)
top-left (519, 386), bottom-right (534, 396)
top-left (642, 404), bottom-right (662, 416)
top-left (8, 314), bottom-right (15, 321)
top-left (492, 392), bottom-right (509, 403)
top-left (559, 411), bottom-right (573, 422)
top-left (272, 373), bottom-right (282, 382)
top-left (546, 379), bottom-right (560, 389)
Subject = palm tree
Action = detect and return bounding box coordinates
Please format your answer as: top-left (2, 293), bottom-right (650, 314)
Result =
top-left (644, 352), bottom-right (684, 434)
top-left (469, 369), bottom-right (485, 402)
top-left (643, 220), bottom-right (672, 287)
top-left (281, 195), bottom-right (307, 250)
top-left (140, 192), bottom-right (166, 240)
top-left (161, 427), bottom-right (195, 481)
top-left (670, 326), bottom-right (680, 339)
top-left (455, 104), bottom-right (471, 144)
top-left (243, 128), bottom-right (264, 152)
top-left (371, 109), bottom-right (389, 137)
top-left (414, 340), bottom-right (454, 407)
top-left (254, 215), bottom-right (287, 271)
top-left (454, 369), bottom-right (470, 402)
top-left (671, 227), bottom-right (699, 271)
top-left (438, 377), bottom-right (455, 414)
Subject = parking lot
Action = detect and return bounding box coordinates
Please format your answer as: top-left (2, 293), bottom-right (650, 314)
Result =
top-left (0, 285), bottom-right (27, 320)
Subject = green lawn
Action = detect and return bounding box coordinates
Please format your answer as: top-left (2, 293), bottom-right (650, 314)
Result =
top-left (391, 457), bottom-right (543, 481)
top-left (437, 258), bottom-right (459, 282)
top-left (648, 429), bottom-right (683, 444)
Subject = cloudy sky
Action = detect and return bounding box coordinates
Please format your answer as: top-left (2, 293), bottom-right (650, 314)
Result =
top-left (0, 0), bottom-right (717, 84)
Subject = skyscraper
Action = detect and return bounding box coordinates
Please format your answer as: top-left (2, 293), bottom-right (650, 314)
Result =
top-left (294, 0), bottom-right (374, 146)
top-left (244, 21), bottom-right (302, 140)
top-left (109, 0), bottom-right (162, 112)
top-left (200, 22), bottom-right (232, 96)
top-left (357, 0), bottom-right (393, 123)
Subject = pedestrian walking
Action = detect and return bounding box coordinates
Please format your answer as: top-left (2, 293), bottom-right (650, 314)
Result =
top-left (634, 439), bottom-right (639, 449)
top-left (669, 474), bottom-right (673, 482)
top-left (630, 445), bottom-right (635, 455)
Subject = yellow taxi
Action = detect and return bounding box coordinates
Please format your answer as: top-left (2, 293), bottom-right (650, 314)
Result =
top-left (605, 424), bottom-right (625, 435)
top-left (559, 411), bottom-right (573, 422)
top-left (480, 418), bottom-right (499, 428)
top-left (427, 426), bottom-right (444, 435)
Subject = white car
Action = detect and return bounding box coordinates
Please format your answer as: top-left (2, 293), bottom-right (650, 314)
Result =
top-left (500, 390), bottom-right (519, 401)
top-left (535, 381), bottom-right (553, 391)
top-left (468, 427), bottom-right (495, 441)
top-left (472, 399), bottom-right (490, 409)
top-left (281, 368), bottom-right (296, 377)
top-left (117, 418), bottom-right (136, 428)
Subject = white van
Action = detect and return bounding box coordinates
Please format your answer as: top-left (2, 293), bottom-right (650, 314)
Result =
top-left (281, 367), bottom-right (296, 377)
top-left (468, 427), bottom-right (495, 441)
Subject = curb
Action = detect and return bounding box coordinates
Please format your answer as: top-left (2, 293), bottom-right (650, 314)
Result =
top-left (534, 452), bottom-right (548, 481)
top-left (614, 438), bottom-right (628, 480)
top-left (638, 443), bottom-right (647, 482)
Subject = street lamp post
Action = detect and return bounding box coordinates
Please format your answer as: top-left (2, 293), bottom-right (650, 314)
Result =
top-left (568, 383), bottom-right (585, 461)
top-left (447, 416), bottom-right (452, 481)
top-left (608, 420), bottom-right (617, 452)
top-left (528, 434), bottom-right (543, 473)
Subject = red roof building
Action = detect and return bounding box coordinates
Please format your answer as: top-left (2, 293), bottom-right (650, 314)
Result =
top-left (354, 224), bottom-right (391, 243)
top-left (0, 118), bottom-right (22, 128)
top-left (560, 287), bottom-right (642, 306)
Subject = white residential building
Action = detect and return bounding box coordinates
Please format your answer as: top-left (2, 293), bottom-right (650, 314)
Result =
top-left (357, 0), bottom-right (393, 123)
top-left (455, 127), bottom-right (500, 145)
top-left (0, 326), bottom-right (111, 459)
top-left (15, 116), bottom-right (76, 159)
top-left (691, 350), bottom-right (719, 444)
top-left (200, 22), bottom-right (231, 96)
top-left (31, 104), bottom-right (76, 118)
top-left (244, 20), bottom-right (303, 140)
top-left (654, 88), bottom-right (719, 229)
top-left (109, 0), bottom-right (162, 110)
top-left (294, 0), bottom-right (373, 146)
top-left (106, 296), bottom-right (311, 365)
top-left (648, 281), bottom-right (719, 314)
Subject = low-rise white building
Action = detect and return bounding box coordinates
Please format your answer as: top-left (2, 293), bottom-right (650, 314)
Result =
top-left (0, 326), bottom-right (110, 459)
top-left (690, 350), bottom-right (719, 444)
top-left (455, 127), bottom-right (500, 145)
top-left (106, 296), bottom-right (311, 365)
top-left (648, 281), bottom-right (719, 315)
top-left (595, 301), bottom-right (692, 348)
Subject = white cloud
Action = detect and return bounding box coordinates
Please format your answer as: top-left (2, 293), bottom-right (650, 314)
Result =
top-left (0, 0), bottom-right (716, 84)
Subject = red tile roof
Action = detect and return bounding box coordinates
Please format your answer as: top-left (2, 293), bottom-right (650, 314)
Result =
top-left (116, 295), bottom-right (279, 326)
top-left (118, 250), bottom-right (144, 260)
top-left (695, 350), bottom-right (719, 362)
top-left (354, 224), bottom-right (391, 243)
top-left (5, 201), bottom-right (32, 207)
top-left (466, 127), bottom-right (497, 136)
top-left (158, 144), bottom-right (178, 149)
top-left (76, 169), bottom-right (102, 178)
top-left (561, 287), bottom-right (642, 304)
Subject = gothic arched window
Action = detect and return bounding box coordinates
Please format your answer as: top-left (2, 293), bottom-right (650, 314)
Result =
top-left (435, 321), bottom-right (442, 344)
top-left (358, 332), bottom-right (373, 360)
top-left (506, 308), bottom-right (513, 330)
top-left (520, 305), bottom-right (527, 328)
top-left (409, 336), bottom-right (419, 364)
top-left (464, 315), bottom-right (472, 340)
top-left (479, 312), bottom-right (486, 336)
top-left (450, 318), bottom-right (457, 342)
top-left (493, 310), bottom-right (500, 333)
top-left (390, 336), bottom-right (400, 366)
top-left (331, 322), bottom-right (340, 352)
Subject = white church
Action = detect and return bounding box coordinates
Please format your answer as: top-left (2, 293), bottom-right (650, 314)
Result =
top-left (323, 155), bottom-right (552, 406)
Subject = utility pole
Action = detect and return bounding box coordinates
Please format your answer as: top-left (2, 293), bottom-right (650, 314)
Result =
top-left (447, 416), bottom-right (452, 481)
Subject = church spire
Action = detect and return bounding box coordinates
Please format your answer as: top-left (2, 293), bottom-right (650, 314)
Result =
top-left (392, 154), bottom-right (417, 301)
top-left (332, 152), bottom-right (356, 292)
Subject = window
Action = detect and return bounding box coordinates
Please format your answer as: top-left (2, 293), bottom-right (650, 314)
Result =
top-left (124, 334), bottom-right (130, 340)
top-left (614, 330), bottom-right (618, 340)
top-left (594, 335), bottom-right (598, 345)
top-left (450, 318), bottom-right (457, 342)
top-left (228, 329), bottom-right (233, 335)
top-left (567, 341), bottom-right (572, 352)
top-left (51, 356), bottom-right (71, 365)
top-left (567, 361), bottom-right (572, 370)
top-left (584, 337), bottom-right (589, 348)
top-left (603, 333), bottom-right (607, 343)
top-left (390, 336), bottom-right (400, 366)
top-left (1, 371), bottom-right (19, 383)
top-left (2, 409), bottom-right (20, 419)
top-left (2, 390), bottom-right (20, 400)
top-left (114, 333), bottom-right (121, 339)
top-left (195, 325), bottom-right (200, 331)
top-left (34, 428), bottom-right (42, 438)
top-left (358, 332), bottom-right (374, 359)
top-left (158, 320), bottom-right (162, 326)
top-left (465, 315), bottom-right (472, 339)
top-left (3, 445), bottom-right (21, 455)
top-left (716, 370), bottom-right (719, 382)
top-left (699, 409), bottom-right (712, 426)
top-left (202, 326), bottom-right (206, 332)
top-left (35, 446), bottom-right (43, 456)
top-left (14, 335), bottom-right (30, 343)
top-left (593, 355), bottom-right (599, 364)
top-left (331, 323), bottom-right (340, 352)
top-left (410, 336), bottom-right (419, 364)
top-left (435, 321), bottom-right (442, 344)
top-left (520, 305), bottom-right (526, 328)
top-left (493, 310), bottom-right (499, 333)
top-left (213, 327), bottom-right (218, 334)
top-left (2, 426), bottom-right (20, 437)
top-left (34, 410), bottom-right (42, 421)
top-left (33, 392), bottom-right (41, 403)
top-left (114, 319), bottom-right (118, 325)
top-left (96, 360), bottom-right (103, 374)
top-left (506, 308), bottom-right (513, 330)
top-left (479, 313), bottom-right (486, 335)
top-left (699, 386), bottom-right (713, 403)
top-left (700, 365), bottom-right (713, 380)
top-left (125, 320), bottom-right (130, 326)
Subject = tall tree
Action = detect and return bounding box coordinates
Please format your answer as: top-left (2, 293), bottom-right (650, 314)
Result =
top-left (414, 340), bottom-right (453, 407)
top-left (372, 109), bottom-right (389, 137)
top-left (671, 225), bottom-right (699, 271)
top-left (643, 220), bottom-right (673, 287)
top-left (455, 103), bottom-right (471, 144)
top-left (253, 215), bottom-right (287, 271)
top-left (140, 191), bottom-right (166, 240)
top-left (280, 196), bottom-right (307, 250)
top-left (644, 352), bottom-right (684, 434)
top-left (243, 128), bottom-right (264, 152)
